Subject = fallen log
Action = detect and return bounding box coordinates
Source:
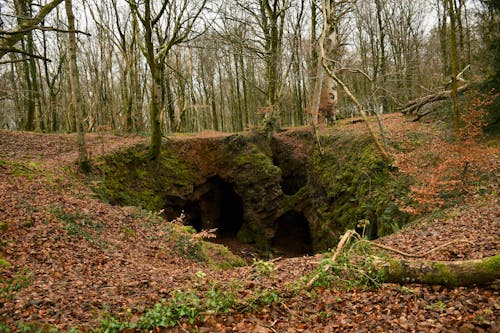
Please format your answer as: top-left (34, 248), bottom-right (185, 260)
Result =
top-left (399, 64), bottom-right (471, 119)
top-left (374, 254), bottom-right (500, 287)
top-left (399, 84), bottom-right (469, 117)
top-left (308, 230), bottom-right (500, 288)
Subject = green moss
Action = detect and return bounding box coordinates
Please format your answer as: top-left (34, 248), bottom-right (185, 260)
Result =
top-left (0, 159), bottom-right (40, 179)
top-left (93, 145), bottom-right (195, 212)
top-left (0, 258), bottom-right (11, 268)
top-left (236, 224), bottom-right (256, 244)
top-left (92, 130), bottom-right (411, 256)
top-left (165, 222), bottom-right (245, 268)
top-left (182, 225), bottom-right (197, 234)
top-left (201, 242), bottom-right (246, 269)
top-left (308, 134), bottom-right (411, 250)
top-left (478, 254), bottom-right (500, 271)
top-left (423, 262), bottom-right (458, 286)
top-left (282, 186), bottom-right (308, 210)
top-left (234, 145), bottom-right (280, 179)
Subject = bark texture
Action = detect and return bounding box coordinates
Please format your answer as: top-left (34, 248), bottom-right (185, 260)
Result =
top-left (375, 254), bottom-right (500, 287)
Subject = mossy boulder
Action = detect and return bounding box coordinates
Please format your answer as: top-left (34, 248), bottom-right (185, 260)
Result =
top-left (93, 130), bottom-right (410, 255)
top-left (94, 144), bottom-right (197, 213)
top-left (93, 135), bottom-right (286, 251)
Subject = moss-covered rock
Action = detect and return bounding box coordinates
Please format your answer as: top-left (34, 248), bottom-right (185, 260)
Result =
top-left (94, 144), bottom-right (196, 213)
top-left (93, 129), bottom-right (410, 255)
top-left (300, 133), bottom-right (410, 252)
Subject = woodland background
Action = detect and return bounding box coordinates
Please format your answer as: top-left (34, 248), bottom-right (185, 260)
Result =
top-left (0, 0), bottom-right (498, 137)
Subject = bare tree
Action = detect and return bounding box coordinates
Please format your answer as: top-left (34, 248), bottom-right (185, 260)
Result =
top-left (65, 0), bottom-right (89, 169)
top-left (128, 0), bottom-right (208, 159)
top-left (319, 0), bottom-right (391, 160)
top-left (447, 0), bottom-right (460, 135)
top-left (0, 0), bottom-right (63, 59)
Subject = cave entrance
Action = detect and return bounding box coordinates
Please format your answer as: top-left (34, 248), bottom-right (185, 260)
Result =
top-left (272, 211), bottom-right (313, 257)
top-left (183, 176), bottom-right (244, 241)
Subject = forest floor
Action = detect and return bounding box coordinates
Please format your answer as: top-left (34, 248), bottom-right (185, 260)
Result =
top-left (0, 114), bottom-right (499, 332)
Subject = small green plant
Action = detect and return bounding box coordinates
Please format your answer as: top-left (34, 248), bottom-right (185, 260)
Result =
top-left (0, 222), bottom-right (7, 232)
top-left (49, 205), bottom-right (106, 247)
top-left (397, 286), bottom-right (415, 294)
top-left (246, 289), bottom-right (281, 310)
top-left (253, 259), bottom-right (275, 277)
top-left (356, 219), bottom-right (370, 238)
top-left (309, 258), bottom-right (337, 288)
top-left (0, 258), bottom-right (11, 268)
top-left (317, 310), bottom-right (333, 320)
top-left (96, 311), bottom-right (130, 332)
top-left (136, 291), bottom-right (201, 329)
top-left (336, 240), bottom-right (383, 290)
top-left (0, 269), bottom-right (33, 300)
top-left (303, 232), bottom-right (384, 291)
top-left (483, 308), bottom-right (493, 316)
top-left (121, 226), bottom-right (136, 237)
top-left (15, 322), bottom-right (59, 333)
top-left (205, 283), bottom-right (237, 314)
top-left (172, 233), bottom-right (204, 261)
top-left (427, 300), bottom-right (447, 312)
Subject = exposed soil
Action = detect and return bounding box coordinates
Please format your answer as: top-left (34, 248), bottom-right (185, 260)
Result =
top-left (1, 115), bottom-right (499, 332)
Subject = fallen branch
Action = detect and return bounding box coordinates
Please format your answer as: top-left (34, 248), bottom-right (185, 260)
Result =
top-left (399, 65), bottom-right (471, 119)
top-left (306, 230), bottom-right (357, 288)
top-left (369, 239), bottom-right (474, 258)
top-left (307, 230), bottom-right (499, 288)
top-left (374, 254), bottom-right (500, 287)
top-left (399, 84), bottom-right (469, 116)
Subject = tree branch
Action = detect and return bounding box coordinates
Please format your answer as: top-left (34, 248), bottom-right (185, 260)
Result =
top-left (0, 47), bottom-right (51, 62)
top-left (0, 0), bottom-right (64, 59)
top-left (0, 25), bottom-right (90, 36)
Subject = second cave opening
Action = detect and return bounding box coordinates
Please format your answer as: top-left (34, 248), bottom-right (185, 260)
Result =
top-left (272, 211), bottom-right (313, 257)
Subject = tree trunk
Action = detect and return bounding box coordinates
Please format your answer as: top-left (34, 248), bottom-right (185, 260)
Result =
top-left (319, 0), bottom-right (390, 161)
top-left (447, 0), bottom-right (460, 135)
top-left (375, 0), bottom-right (389, 113)
top-left (149, 75), bottom-right (162, 159)
top-left (375, 255), bottom-right (500, 287)
top-left (65, 0), bottom-right (89, 171)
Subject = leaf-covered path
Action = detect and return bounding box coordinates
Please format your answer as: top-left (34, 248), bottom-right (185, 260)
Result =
top-left (1, 117), bottom-right (499, 332)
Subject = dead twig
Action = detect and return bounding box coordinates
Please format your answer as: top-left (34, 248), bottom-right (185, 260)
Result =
top-left (369, 239), bottom-right (474, 258)
top-left (306, 230), bottom-right (358, 288)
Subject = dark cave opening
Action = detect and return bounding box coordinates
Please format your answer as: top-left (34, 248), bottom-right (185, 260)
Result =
top-left (272, 211), bottom-right (313, 257)
top-left (183, 176), bottom-right (244, 239)
top-left (178, 177), bottom-right (315, 259)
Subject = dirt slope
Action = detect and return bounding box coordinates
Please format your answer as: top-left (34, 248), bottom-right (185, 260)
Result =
top-left (1, 117), bottom-right (499, 332)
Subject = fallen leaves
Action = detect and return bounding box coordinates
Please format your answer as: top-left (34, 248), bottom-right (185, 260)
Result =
top-left (1, 118), bottom-right (499, 332)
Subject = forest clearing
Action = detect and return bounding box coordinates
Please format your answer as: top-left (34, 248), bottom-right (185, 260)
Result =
top-left (1, 0), bottom-right (499, 332)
